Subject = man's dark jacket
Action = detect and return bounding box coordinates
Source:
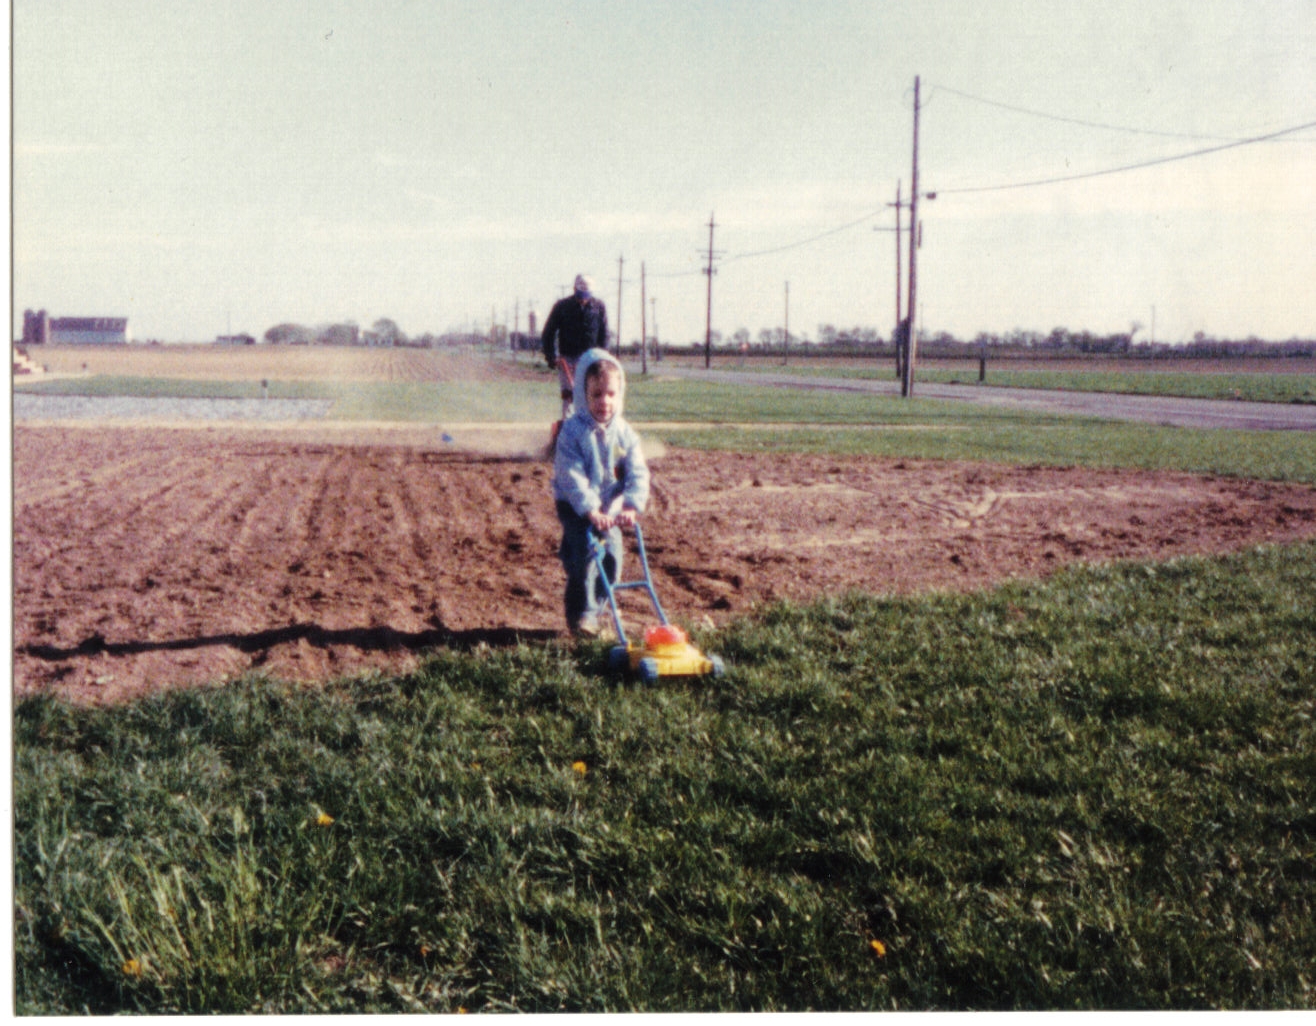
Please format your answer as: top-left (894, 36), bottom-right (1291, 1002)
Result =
top-left (541, 294), bottom-right (609, 366)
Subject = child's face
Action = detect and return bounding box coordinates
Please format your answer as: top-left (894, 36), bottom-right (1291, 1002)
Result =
top-left (585, 371), bottom-right (620, 425)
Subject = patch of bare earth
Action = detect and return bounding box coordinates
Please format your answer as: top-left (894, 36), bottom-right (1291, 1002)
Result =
top-left (13, 424), bottom-right (1316, 705)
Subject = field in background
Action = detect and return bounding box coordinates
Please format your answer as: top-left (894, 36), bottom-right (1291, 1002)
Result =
top-left (16, 347), bottom-right (1316, 483)
top-left (24, 342), bottom-right (1316, 393)
top-left (21, 343), bottom-right (528, 382)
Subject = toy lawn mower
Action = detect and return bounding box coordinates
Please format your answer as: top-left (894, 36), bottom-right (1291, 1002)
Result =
top-left (589, 524), bottom-right (725, 683)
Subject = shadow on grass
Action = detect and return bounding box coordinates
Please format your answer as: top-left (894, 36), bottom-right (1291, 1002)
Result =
top-left (21, 622), bottom-right (560, 662)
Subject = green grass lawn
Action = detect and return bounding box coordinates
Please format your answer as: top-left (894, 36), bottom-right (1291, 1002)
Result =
top-left (690, 362), bottom-right (1316, 405)
top-left (621, 379), bottom-right (1316, 485)
top-left (926, 367), bottom-right (1316, 404)
top-left (14, 542), bottom-right (1316, 1012)
top-left (653, 422), bottom-right (1316, 485)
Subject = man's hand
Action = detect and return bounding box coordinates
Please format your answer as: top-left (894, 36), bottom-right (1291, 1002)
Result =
top-left (614, 508), bottom-right (638, 529)
top-left (588, 510), bottom-right (613, 532)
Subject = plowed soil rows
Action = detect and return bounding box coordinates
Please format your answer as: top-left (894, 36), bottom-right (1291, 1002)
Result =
top-left (14, 424), bottom-right (1316, 705)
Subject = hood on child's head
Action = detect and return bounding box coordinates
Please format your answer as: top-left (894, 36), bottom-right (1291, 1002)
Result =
top-left (572, 348), bottom-right (626, 424)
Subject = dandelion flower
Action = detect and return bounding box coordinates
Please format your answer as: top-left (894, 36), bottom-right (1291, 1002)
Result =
top-left (122, 958), bottom-right (143, 977)
top-left (869, 939), bottom-right (887, 958)
top-left (316, 811), bottom-right (335, 827)
top-left (572, 760), bottom-right (588, 776)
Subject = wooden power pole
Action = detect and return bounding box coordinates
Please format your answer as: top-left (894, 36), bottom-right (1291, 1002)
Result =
top-left (893, 180), bottom-right (904, 381)
top-left (640, 261), bottom-right (648, 375)
top-left (903, 76), bottom-right (922, 398)
top-left (703, 213), bottom-right (717, 369)
top-left (615, 255), bottom-right (624, 358)
top-left (882, 179), bottom-right (905, 381)
top-left (783, 281), bottom-right (790, 365)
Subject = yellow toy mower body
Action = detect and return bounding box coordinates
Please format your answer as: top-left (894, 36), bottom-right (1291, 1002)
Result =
top-left (591, 526), bottom-right (725, 682)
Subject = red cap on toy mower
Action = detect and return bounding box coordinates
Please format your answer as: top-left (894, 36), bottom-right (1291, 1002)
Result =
top-left (644, 624), bottom-right (687, 647)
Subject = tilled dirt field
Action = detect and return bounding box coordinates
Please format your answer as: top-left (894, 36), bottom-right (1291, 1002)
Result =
top-left (13, 422), bottom-right (1316, 706)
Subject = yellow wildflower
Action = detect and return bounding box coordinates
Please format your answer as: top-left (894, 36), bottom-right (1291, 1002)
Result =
top-left (869, 939), bottom-right (887, 958)
top-left (122, 958), bottom-right (143, 977)
top-left (572, 760), bottom-right (588, 776)
top-left (315, 811), bottom-right (335, 827)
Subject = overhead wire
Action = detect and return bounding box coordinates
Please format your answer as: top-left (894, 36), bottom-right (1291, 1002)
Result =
top-left (934, 118), bottom-right (1316, 194)
top-left (721, 208), bottom-right (887, 263)
top-left (647, 206), bottom-right (887, 279)
top-left (650, 87), bottom-right (1315, 274)
top-left (928, 83), bottom-right (1296, 143)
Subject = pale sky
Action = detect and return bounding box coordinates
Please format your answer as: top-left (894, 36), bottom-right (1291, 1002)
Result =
top-left (11, 0), bottom-right (1316, 346)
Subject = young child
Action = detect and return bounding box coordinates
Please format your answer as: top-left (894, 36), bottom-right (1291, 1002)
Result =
top-left (551, 348), bottom-right (650, 637)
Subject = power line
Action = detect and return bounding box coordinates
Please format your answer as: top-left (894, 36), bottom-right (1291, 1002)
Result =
top-left (702, 213), bottom-right (722, 368)
top-left (929, 82), bottom-right (1295, 143)
top-left (722, 209), bottom-right (887, 263)
top-left (935, 118), bottom-right (1316, 195)
top-left (644, 207), bottom-right (885, 280)
top-left (646, 265), bottom-right (704, 280)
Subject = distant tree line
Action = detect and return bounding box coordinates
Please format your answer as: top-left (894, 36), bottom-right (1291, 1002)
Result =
top-left (261, 319), bottom-right (487, 348)
top-left (639, 324), bottom-right (1316, 360)
top-left (260, 315), bottom-right (1315, 360)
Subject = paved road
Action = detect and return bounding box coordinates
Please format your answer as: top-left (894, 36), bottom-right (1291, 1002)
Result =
top-left (646, 366), bottom-right (1316, 432)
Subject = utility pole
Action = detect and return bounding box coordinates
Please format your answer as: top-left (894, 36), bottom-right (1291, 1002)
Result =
top-left (703, 212), bottom-right (718, 369)
top-left (615, 255), bottom-right (625, 358)
top-left (651, 297), bottom-right (659, 362)
top-left (783, 281), bottom-right (790, 365)
top-left (640, 261), bottom-right (648, 375)
top-left (903, 76), bottom-right (922, 398)
top-left (881, 179), bottom-right (905, 381)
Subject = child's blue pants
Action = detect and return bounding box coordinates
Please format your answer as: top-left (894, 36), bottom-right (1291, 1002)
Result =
top-left (556, 501), bottom-right (621, 628)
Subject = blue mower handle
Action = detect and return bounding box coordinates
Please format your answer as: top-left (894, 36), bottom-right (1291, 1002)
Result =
top-left (588, 522), bottom-right (669, 646)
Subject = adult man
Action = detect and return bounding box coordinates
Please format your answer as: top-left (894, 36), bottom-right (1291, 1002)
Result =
top-left (542, 274), bottom-right (609, 417)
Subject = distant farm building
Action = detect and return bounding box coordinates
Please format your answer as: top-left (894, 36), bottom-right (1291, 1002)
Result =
top-left (510, 310), bottom-right (540, 353)
top-left (22, 309), bottom-right (129, 345)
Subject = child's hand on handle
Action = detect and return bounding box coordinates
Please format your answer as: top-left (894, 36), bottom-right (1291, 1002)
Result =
top-left (588, 508), bottom-right (637, 532)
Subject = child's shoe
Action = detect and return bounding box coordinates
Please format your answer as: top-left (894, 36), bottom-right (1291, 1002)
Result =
top-left (572, 616), bottom-right (601, 638)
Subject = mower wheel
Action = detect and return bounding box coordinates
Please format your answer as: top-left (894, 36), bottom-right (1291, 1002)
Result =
top-left (608, 645), bottom-right (629, 672)
top-left (709, 655), bottom-right (726, 678)
top-left (637, 656), bottom-right (660, 685)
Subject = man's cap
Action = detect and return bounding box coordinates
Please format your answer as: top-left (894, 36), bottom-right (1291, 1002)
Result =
top-left (574, 274), bottom-right (593, 296)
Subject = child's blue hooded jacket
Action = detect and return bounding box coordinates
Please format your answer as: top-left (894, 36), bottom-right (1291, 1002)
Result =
top-left (552, 348), bottom-right (650, 518)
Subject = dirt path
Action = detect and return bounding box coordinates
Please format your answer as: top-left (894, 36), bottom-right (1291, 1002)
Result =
top-left (13, 423), bottom-right (1316, 706)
